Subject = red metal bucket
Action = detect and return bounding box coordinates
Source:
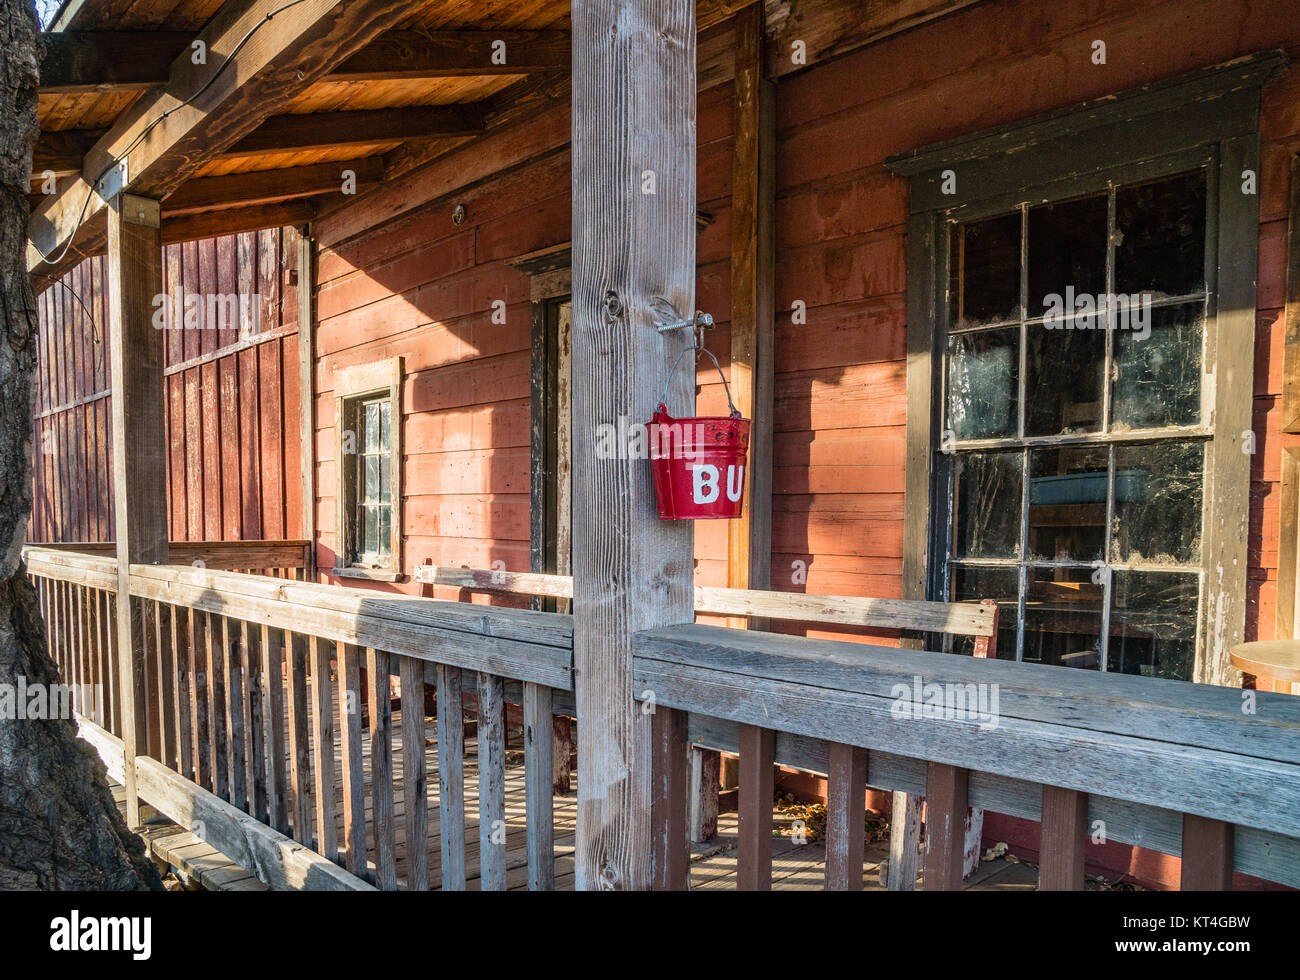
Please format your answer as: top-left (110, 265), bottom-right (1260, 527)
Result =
top-left (650, 403), bottom-right (750, 519)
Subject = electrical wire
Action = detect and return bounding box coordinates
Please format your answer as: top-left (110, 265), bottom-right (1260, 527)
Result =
top-left (30, 0), bottom-right (310, 267)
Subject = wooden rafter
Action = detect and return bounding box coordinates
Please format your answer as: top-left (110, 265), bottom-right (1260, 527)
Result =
top-left (39, 28), bottom-right (571, 94)
top-left (161, 159), bottom-right (383, 215)
top-left (28, 0), bottom-right (413, 284)
top-left (220, 105), bottom-right (485, 158)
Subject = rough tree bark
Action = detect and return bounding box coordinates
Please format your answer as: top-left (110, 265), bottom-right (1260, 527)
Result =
top-left (0, 0), bottom-right (160, 890)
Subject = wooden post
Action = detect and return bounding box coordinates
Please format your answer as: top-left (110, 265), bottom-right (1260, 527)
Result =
top-left (294, 225), bottom-right (317, 579)
top-left (1180, 815), bottom-right (1234, 891)
top-left (825, 742), bottom-right (867, 891)
top-left (737, 723), bottom-right (774, 890)
top-left (570, 0), bottom-right (698, 890)
top-left (923, 762), bottom-right (968, 890)
top-left (1038, 785), bottom-right (1088, 891)
top-left (107, 192), bottom-right (168, 828)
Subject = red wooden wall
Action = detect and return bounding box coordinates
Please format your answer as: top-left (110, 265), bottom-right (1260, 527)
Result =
top-left (29, 229), bottom-right (303, 545)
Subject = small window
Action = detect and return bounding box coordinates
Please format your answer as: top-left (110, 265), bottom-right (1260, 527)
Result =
top-left (333, 357), bottom-right (402, 581)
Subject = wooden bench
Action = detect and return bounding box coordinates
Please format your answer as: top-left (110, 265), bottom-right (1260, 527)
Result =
top-left (415, 563), bottom-right (1002, 887)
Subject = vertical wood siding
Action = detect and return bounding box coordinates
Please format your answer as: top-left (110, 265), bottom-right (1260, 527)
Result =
top-left (30, 229), bottom-right (302, 545)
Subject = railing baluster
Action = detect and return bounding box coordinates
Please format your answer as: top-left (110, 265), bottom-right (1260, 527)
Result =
top-left (310, 635), bottom-right (338, 862)
top-left (190, 608), bottom-right (210, 790)
top-left (400, 655), bottom-right (428, 889)
top-left (477, 671), bottom-right (506, 891)
top-left (141, 596), bottom-right (160, 758)
top-left (650, 705), bottom-right (688, 891)
top-left (286, 632), bottom-right (313, 845)
top-left (261, 625), bottom-right (288, 834)
top-left (367, 648), bottom-right (398, 889)
top-left (1039, 785), bottom-right (1088, 891)
top-left (737, 723), bottom-right (774, 890)
top-left (825, 742), bottom-right (868, 891)
top-left (244, 621), bottom-right (265, 822)
top-left (206, 612), bottom-right (228, 799)
top-left (172, 604), bottom-right (193, 781)
top-left (339, 643), bottom-right (366, 878)
top-left (523, 681), bottom-right (555, 891)
top-left (154, 601), bottom-right (176, 770)
top-left (923, 763), bottom-right (969, 891)
top-left (436, 663), bottom-right (466, 891)
top-left (1181, 814), bottom-right (1234, 890)
top-left (225, 616), bottom-right (247, 811)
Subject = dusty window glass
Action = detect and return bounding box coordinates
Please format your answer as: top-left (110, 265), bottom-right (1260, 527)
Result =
top-left (950, 565), bottom-right (1019, 659)
top-left (1023, 566), bottom-right (1104, 671)
top-left (1024, 319), bottom-right (1106, 436)
top-left (1115, 171), bottom-right (1206, 298)
top-left (1112, 301), bottom-right (1204, 430)
top-left (951, 212), bottom-right (1021, 327)
top-left (1028, 445), bottom-right (1108, 562)
top-left (952, 451), bottom-right (1022, 560)
top-left (1027, 194), bottom-right (1108, 318)
top-left (947, 327), bottom-right (1019, 440)
top-left (1110, 441), bottom-right (1204, 565)
top-left (355, 396), bottom-right (393, 564)
top-left (1109, 570), bottom-right (1199, 679)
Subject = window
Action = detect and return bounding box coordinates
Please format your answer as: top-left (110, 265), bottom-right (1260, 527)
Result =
top-left (333, 357), bottom-right (403, 581)
top-left (887, 54), bottom-right (1281, 685)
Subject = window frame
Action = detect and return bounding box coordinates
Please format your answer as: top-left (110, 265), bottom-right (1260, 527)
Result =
top-left (886, 53), bottom-right (1282, 686)
top-left (332, 356), bottom-right (404, 582)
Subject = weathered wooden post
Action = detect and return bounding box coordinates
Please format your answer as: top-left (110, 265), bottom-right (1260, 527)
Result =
top-left (107, 193), bottom-right (168, 827)
top-left (570, 0), bottom-right (698, 890)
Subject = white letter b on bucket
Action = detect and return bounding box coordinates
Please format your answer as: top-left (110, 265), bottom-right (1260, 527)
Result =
top-left (692, 464), bottom-right (720, 504)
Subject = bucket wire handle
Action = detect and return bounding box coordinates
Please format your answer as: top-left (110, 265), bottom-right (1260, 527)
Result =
top-left (655, 343), bottom-right (739, 417)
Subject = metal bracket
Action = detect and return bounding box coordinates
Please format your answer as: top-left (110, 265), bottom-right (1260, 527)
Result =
top-left (651, 296), bottom-right (714, 334)
top-left (95, 159), bottom-right (129, 204)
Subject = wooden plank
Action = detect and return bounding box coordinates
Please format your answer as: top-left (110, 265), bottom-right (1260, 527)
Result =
top-left (330, 29), bottom-right (570, 81)
top-left (1039, 785), bottom-right (1088, 891)
top-left (286, 633), bottom-right (312, 845)
top-left (107, 192), bottom-right (167, 827)
top-left (163, 159), bottom-right (384, 215)
top-left (294, 227), bottom-right (316, 577)
top-left (399, 655), bottom-right (428, 889)
top-left (688, 742), bottom-right (719, 842)
top-left (172, 603), bottom-right (193, 781)
top-left (244, 622), bottom-right (266, 823)
top-left (523, 682), bottom-right (555, 891)
top-left (162, 201), bottom-right (317, 247)
top-left (1181, 815), bottom-right (1234, 891)
top-left (477, 671), bottom-right (507, 891)
top-left (650, 706), bottom-right (689, 890)
top-left (223, 106), bottom-right (483, 159)
top-left (367, 648), bottom-right (397, 889)
top-left (310, 636), bottom-right (338, 862)
top-left (924, 763), bottom-right (968, 891)
top-left (824, 742), bottom-right (867, 890)
top-left (206, 613), bottom-right (228, 800)
top-left (223, 616), bottom-right (246, 811)
top-left (38, 30), bottom-right (190, 94)
top-left (436, 662), bottom-right (466, 891)
top-left (189, 609), bottom-right (210, 790)
top-left (339, 643), bottom-right (366, 877)
top-left (569, 0), bottom-right (697, 891)
top-left (261, 625), bottom-right (288, 834)
top-left (736, 723), bottom-right (773, 890)
top-left (29, 0), bottom-right (416, 283)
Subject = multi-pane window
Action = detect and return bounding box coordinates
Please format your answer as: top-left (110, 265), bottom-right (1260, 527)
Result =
top-left (941, 170), bottom-right (1209, 680)
top-left (354, 397), bottom-right (393, 566)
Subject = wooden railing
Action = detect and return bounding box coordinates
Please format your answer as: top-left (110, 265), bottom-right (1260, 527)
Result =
top-left (25, 547), bottom-right (571, 891)
top-left (27, 539), bottom-right (312, 577)
top-left (635, 623), bottom-right (1300, 890)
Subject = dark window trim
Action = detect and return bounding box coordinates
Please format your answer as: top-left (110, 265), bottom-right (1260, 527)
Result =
top-left (887, 54), bottom-right (1282, 686)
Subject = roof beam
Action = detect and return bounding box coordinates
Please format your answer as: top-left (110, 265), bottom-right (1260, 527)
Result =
top-left (39, 28), bottom-right (570, 94)
top-left (161, 199), bottom-right (317, 245)
top-left (29, 0), bottom-right (412, 284)
top-left (162, 158), bottom-right (384, 214)
top-left (32, 128), bottom-right (106, 176)
top-left (220, 105), bottom-right (485, 158)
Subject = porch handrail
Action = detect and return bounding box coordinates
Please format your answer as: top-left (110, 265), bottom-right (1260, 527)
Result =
top-left (635, 623), bottom-right (1300, 889)
top-left (24, 539), bottom-right (311, 572)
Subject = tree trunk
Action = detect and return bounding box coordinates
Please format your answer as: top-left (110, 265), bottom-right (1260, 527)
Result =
top-left (0, 0), bottom-right (160, 890)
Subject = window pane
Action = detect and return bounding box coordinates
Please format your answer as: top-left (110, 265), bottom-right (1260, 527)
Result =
top-left (1109, 570), bottom-right (1199, 680)
top-left (1023, 566), bottom-right (1103, 670)
top-left (1112, 301), bottom-right (1204, 431)
top-left (364, 454), bottom-right (379, 502)
top-left (951, 565), bottom-right (1019, 659)
top-left (953, 451), bottom-right (1022, 560)
top-left (1027, 194), bottom-right (1108, 319)
top-left (1115, 171), bottom-right (1207, 298)
top-left (363, 505), bottom-right (378, 556)
top-left (364, 402), bottom-right (379, 451)
top-left (1024, 320), bottom-right (1105, 436)
top-left (379, 454), bottom-right (391, 504)
top-left (1028, 446), bottom-right (1107, 562)
top-left (951, 212), bottom-right (1021, 327)
top-left (948, 327), bottom-right (1019, 440)
top-left (380, 401), bottom-right (391, 452)
top-left (1111, 442), bottom-right (1204, 565)
top-left (379, 505), bottom-right (392, 558)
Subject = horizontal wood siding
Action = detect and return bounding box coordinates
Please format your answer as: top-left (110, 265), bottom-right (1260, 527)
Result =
top-left (30, 230), bottom-right (302, 546)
